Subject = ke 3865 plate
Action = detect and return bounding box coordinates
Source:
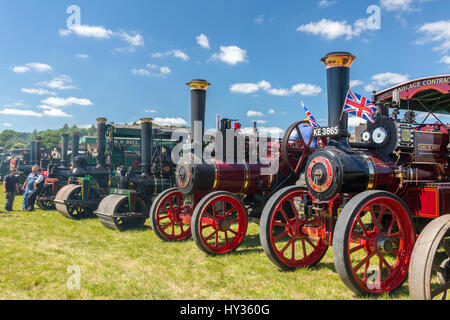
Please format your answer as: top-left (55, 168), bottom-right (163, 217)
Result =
top-left (312, 126), bottom-right (340, 138)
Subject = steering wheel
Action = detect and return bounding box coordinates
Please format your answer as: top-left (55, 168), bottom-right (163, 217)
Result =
top-left (281, 121), bottom-right (326, 177)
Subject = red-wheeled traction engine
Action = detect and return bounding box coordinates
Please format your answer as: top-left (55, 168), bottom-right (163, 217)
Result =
top-left (149, 80), bottom-right (297, 254)
top-left (258, 52), bottom-right (450, 296)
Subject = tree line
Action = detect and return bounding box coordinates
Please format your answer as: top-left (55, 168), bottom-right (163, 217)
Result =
top-left (0, 124), bottom-right (97, 152)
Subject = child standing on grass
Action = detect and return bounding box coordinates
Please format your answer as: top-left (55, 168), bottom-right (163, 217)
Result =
top-left (3, 169), bottom-right (19, 212)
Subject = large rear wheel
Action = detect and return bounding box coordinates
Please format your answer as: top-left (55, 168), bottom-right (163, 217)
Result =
top-left (260, 186), bottom-right (328, 270)
top-left (333, 191), bottom-right (415, 296)
top-left (150, 188), bottom-right (192, 241)
top-left (409, 215), bottom-right (450, 300)
top-left (192, 191), bottom-right (248, 255)
top-left (36, 184), bottom-right (56, 210)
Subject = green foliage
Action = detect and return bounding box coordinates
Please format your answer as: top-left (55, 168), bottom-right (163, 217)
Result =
top-left (0, 124), bottom-right (96, 152)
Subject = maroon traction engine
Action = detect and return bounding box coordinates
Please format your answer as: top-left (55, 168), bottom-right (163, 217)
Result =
top-left (149, 80), bottom-right (298, 254)
top-left (258, 52), bottom-right (450, 296)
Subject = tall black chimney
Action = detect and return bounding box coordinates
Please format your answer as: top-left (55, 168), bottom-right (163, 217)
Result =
top-left (140, 118), bottom-right (153, 176)
top-left (61, 134), bottom-right (69, 166)
top-left (72, 132), bottom-right (80, 164)
top-left (321, 52), bottom-right (356, 147)
top-left (30, 141), bottom-right (36, 165)
top-left (96, 118), bottom-right (107, 169)
top-left (35, 137), bottom-right (42, 166)
top-left (186, 79), bottom-right (211, 147)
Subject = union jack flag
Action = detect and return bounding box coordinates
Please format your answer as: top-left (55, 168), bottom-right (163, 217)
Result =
top-left (343, 90), bottom-right (377, 123)
top-left (302, 101), bottom-right (320, 128)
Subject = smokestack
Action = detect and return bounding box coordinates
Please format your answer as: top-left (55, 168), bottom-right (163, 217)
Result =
top-left (61, 134), bottom-right (69, 166)
top-left (186, 79), bottom-right (211, 147)
top-left (72, 132), bottom-right (80, 164)
top-left (96, 118), bottom-right (107, 168)
top-left (321, 52), bottom-right (356, 147)
top-left (35, 136), bottom-right (42, 166)
top-left (30, 141), bottom-right (36, 165)
top-left (140, 118), bottom-right (153, 176)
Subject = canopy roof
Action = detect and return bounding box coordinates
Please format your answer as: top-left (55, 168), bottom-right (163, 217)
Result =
top-left (374, 75), bottom-right (450, 115)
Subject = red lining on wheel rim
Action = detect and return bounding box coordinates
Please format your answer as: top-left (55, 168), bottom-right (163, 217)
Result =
top-left (156, 190), bottom-right (192, 241)
top-left (346, 197), bottom-right (415, 294)
top-left (198, 195), bottom-right (247, 254)
top-left (269, 190), bottom-right (327, 268)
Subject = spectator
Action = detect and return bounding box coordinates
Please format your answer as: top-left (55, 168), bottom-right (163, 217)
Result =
top-left (21, 166), bottom-right (38, 211)
top-left (25, 167), bottom-right (45, 212)
top-left (3, 169), bottom-right (19, 212)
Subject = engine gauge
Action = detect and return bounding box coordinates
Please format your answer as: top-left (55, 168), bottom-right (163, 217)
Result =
top-left (362, 131), bottom-right (371, 143)
top-left (372, 127), bottom-right (387, 145)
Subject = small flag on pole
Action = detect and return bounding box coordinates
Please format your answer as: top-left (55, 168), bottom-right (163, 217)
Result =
top-left (342, 90), bottom-right (377, 123)
top-left (302, 101), bottom-right (320, 128)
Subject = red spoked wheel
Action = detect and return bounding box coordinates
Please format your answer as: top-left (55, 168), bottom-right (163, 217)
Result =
top-left (333, 191), bottom-right (415, 296)
top-left (150, 188), bottom-right (192, 241)
top-left (192, 192), bottom-right (248, 255)
top-left (281, 121), bottom-right (325, 178)
top-left (260, 186), bottom-right (329, 269)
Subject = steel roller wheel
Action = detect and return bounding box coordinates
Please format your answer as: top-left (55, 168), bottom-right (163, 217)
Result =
top-left (36, 184), bottom-right (56, 210)
top-left (192, 191), bottom-right (248, 255)
top-left (281, 121), bottom-right (324, 178)
top-left (96, 194), bottom-right (148, 232)
top-left (409, 215), bottom-right (450, 300)
top-left (260, 186), bottom-right (328, 270)
top-left (333, 191), bottom-right (415, 296)
top-left (55, 184), bottom-right (98, 220)
top-left (150, 188), bottom-right (192, 241)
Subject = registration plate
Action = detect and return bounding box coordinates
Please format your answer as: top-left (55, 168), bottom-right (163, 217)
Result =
top-left (312, 126), bottom-right (340, 137)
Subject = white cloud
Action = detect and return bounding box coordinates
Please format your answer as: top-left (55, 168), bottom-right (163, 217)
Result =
top-left (151, 52), bottom-right (164, 58)
top-left (439, 56), bottom-right (450, 65)
top-left (37, 75), bottom-right (76, 90)
top-left (296, 18), bottom-right (369, 40)
top-left (13, 62), bottom-right (52, 73)
top-left (74, 53), bottom-right (89, 59)
top-left (0, 108), bottom-right (43, 117)
top-left (77, 124), bottom-right (94, 129)
top-left (211, 46), bottom-right (248, 65)
top-left (146, 109), bottom-right (157, 113)
top-left (247, 110), bottom-right (264, 117)
top-left (364, 72), bottom-right (409, 92)
top-left (114, 31), bottom-right (145, 52)
top-left (230, 80), bottom-right (321, 97)
top-left (40, 97), bottom-right (93, 108)
top-left (416, 20), bottom-right (450, 53)
top-left (131, 68), bottom-right (151, 76)
top-left (350, 80), bottom-right (364, 88)
top-left (159, 66), bottom-right (172, 75)
top-left (21, 88), bottom-right (57, 96)
top-left (151, 50), bottom-right (189, 61)
top-left (380, 0), bottom-right (415, 12)
top-left (3, 123), bottom-right (12, 127)
top-left (153, 117), bottom-right (187, 127)
top-left (348, 117), bottom-right (367, 128)
top-left (196, 34), bottom-right (210, 49)
top-left (318, 0), bottom-right (335, 7)
top-left (42, 108), bottom-right (73, 118)
top-left (254, 15), bottom-right (265, 24)
top-left (268, 109), bottom-right (275, 114)
top-left (60, 25), bottom-right (114, 39)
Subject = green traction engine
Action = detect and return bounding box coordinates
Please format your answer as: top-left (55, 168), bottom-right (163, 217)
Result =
top-left (95, 118), bottom-right (178, 231)
top-left (54, 118), bottom-right (142, 220)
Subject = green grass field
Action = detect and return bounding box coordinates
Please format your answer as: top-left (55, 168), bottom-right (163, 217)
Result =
top-left (0, 189), bottom-right (410, 300)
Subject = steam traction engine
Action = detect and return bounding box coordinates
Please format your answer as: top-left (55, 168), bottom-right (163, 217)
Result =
top-left (149, 80), bottom-right (297, 254)
top-left (94, 118), bottom-right (178, 231)
top-left (259, 52), bottom-right (450, 296)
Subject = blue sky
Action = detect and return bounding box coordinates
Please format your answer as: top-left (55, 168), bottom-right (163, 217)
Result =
top-left (0, 0), bottom-right (449, 134)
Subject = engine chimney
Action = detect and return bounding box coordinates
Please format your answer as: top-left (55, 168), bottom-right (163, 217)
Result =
top-left (140, 118), bottom-right (153, 176)
top-left (96, 118), bottom-right (107, 169)
top-left (35, 137), bottom-right (42, 166)
top-left (186, 79), bottom-right (211, 148)
top-left (61, 134), bottom-right (69, 167)
top-left (72, 132), bottom-right (80, 164)
top-left (321, 52), bottom-right (356, 147)
top-left (30, 141), bottom-right (36, 165)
